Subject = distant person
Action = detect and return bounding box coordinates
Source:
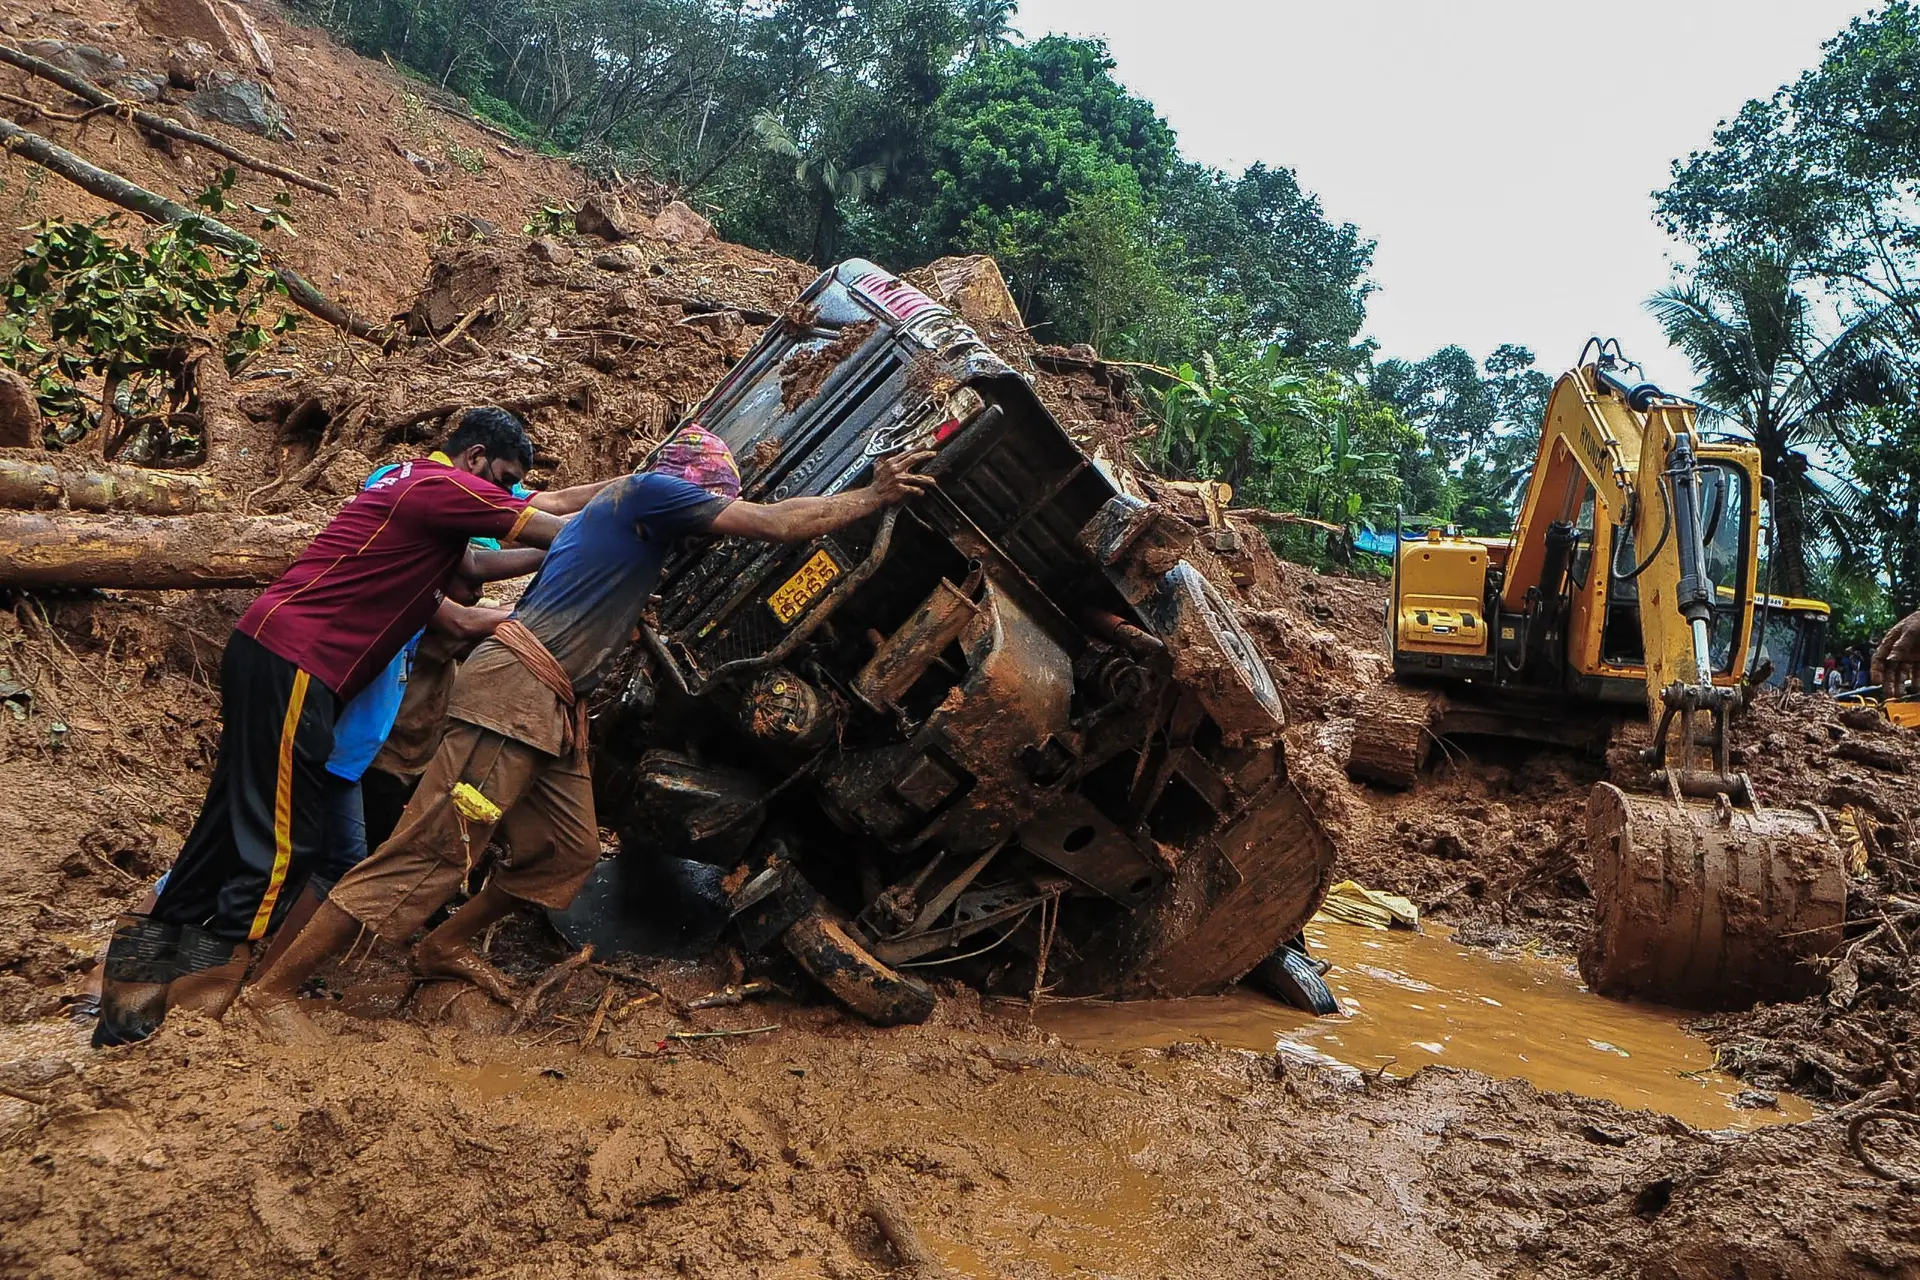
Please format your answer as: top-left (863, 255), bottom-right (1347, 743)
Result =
top-left (248, 427), bottom-right (935, 1032)
top-left (93, 408), bottom-right (611, 1048)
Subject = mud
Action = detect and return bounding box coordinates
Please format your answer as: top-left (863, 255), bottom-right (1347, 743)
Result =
top-left (779, 321), bottom-right (876, 412)
top-left (2, 2), bottom-right (1919, 1272)
top-left (1046, 919), bottom-right (1811, 1131)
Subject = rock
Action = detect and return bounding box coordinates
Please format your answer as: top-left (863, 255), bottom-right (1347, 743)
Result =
top-left (317, 124), bottom-right (342, 144)
top-left (0, 369), bottom-right (44, 448)
top-left (134, 0), bottom-right (272, 76)
top-left (575, 192), bottom-right (639, 242)
top-left (185, 72), bottom-right (290, 139)
top-left (112, 73), bottom-right (168, 103)
top-left (386, 139), bottom-right (438, 176)
top-left (406, 248), bottom-right (507, 336)
top-left (165, 41), bottom-right (216, 89)
top-left (527, 237), bottom-right (572, 266)
top-left (592, 246), bottom-right (647, 273)
top-left (20, 39), bottom-right (126, 81)
top-left (908, 255), bottom-right (1024, 332)
top-left (450, 214), bottom-right (499, 241)
top-left (652, 200), bottom-right (713, 245)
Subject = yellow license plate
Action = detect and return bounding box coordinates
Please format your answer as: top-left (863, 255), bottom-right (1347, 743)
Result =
top-left (767, 549), bottom-right (841, 624)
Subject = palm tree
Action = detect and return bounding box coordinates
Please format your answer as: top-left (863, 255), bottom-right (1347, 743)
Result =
top-left (1648, 251), bottom-right (1885, 596)
top-left (750, 111), bottom-right (892, 263)
top-left (962, 0), bottom-right (1019, 56)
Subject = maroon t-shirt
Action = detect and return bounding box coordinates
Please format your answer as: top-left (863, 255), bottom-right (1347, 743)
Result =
top-left (238, 459), bottom-right (533, 699)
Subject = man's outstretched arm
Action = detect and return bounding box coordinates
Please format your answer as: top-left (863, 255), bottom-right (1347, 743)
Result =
top-left (709, 450), bottom-right (936, 543)
top-left (461, 546), bottom-right (547, 582)
top-left (529, 478), bottom-right (616, 515)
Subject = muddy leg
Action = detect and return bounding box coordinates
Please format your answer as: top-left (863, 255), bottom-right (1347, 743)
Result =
top-left (413, 880), bottom-right (522, 1005)
top-left (248, 900), bottom-right (360, 1005)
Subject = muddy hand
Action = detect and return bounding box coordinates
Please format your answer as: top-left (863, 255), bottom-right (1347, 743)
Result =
top-left (1873, 608), bottom-right (1920, 693)
top-left (871, 450), bottom-right (938, 504)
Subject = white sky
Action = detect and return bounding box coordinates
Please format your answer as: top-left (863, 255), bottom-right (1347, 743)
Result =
top-left (1017, 0), bottom-right (1872, 389)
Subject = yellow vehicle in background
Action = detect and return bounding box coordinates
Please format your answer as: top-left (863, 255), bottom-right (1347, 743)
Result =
top-left (1348, 340), bottom-right (1845, 1011)
top-left (1748, 593), bottom-right (1830, 690)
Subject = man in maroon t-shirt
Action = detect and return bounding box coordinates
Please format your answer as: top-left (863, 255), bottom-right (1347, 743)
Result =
top-left (95, 408), bottom-right (607, 1047)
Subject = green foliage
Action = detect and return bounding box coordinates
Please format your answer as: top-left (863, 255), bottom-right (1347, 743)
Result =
top-left (522, 201), bottom-right (577, 238)
top-left (1648, 250), bottom-right (1888, 597)
top-left (0, 171), bottom-right (293, 452)
top-left (1148, 345), bottom-right (1416, 565)
top-left (1369, 342), bottom-right (1550, 533)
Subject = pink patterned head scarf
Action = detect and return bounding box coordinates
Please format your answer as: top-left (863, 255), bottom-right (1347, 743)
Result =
top-left (646, 423), bottom-right (740, 499)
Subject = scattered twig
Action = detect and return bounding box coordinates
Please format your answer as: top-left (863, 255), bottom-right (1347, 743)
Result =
top-left (685, 980), bottom-right (774, 1011)
top-left (591, 961), bottom-right (688, 1015)
top-left (428, 295), bottom-right (496, 354)
top-left (581, 977), bottom-right (617, 1048)
top-left (664, 1024), bottom-right (777, 1041)
top-left (508, 944), bottom-right (593, 1033)
top-left (866, 1197), bottom-right (955, 1279)
top-left (0, 1081), bottom-right (52, 1107)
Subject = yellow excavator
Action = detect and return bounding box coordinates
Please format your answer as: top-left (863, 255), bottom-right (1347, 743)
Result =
top-left (1349, 341), bottom-right (1846, 1009)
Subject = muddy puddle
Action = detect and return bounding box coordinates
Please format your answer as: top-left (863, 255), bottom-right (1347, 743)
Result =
top-left (1044, 920), bottom-right (1811, 1131)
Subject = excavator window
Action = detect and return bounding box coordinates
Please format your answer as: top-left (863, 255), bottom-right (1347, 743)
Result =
top-left (1567, 488), bottom-right (1597, 589)
top-left (1602, 464), bottom-right (1750, 674)
top-left (1700, 465), bottom-right (1748, 673)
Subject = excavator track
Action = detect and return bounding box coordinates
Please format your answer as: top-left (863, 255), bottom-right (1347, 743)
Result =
top-left (1346, 685), bottom-right (1446, 789)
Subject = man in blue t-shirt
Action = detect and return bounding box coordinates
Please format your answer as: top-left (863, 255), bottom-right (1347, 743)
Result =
top-left (250, 427), bottom-right (934, 1020)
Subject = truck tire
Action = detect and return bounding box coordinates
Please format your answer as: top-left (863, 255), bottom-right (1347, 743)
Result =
top-left (1152, 561), bottom-right (1285, 736)
top-left (783, 908), bottom-right (938, 1027)
top-left (1248, 945), bottom-right (1339, 1015)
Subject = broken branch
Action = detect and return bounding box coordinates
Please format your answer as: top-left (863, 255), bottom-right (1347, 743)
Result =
top-left (0, 113), bottom-right (376, 339)
top-left (1224, 507), bottom-right (1346, 535)
top-left (0, 43), bottom-right (340, 197)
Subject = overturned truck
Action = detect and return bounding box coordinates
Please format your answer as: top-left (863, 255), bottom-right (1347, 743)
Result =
top-left (570, 261), bottom-right (1336, 1024)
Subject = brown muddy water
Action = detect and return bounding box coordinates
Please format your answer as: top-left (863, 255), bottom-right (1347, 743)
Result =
top-left (1042, 919), bottom-right (1810, 1131)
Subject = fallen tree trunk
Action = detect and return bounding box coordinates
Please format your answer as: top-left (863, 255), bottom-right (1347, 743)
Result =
top-left (0, 512), bottom-right (314, 588)
top-left (0, 113), bottom-right (379, 340)
top-left (0, 454), bottom-right (229, 514)
top-left (0, 43), bottom-right (340, 196)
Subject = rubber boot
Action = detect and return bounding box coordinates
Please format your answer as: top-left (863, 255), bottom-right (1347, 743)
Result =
top-left (92, 915), bottom-right (180, 1048)
top-left (167, 925), bottom-right (252, 1021)
top-left (251, 878), bottom-right (333, 980)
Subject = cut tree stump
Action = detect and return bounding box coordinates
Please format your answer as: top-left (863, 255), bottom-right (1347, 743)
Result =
top-left (0, 511), bottom-right (314, 588)
top-left (0, 454), bottom-right (228, 514)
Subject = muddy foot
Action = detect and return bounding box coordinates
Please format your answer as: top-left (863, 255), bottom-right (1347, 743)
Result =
top-left (413, 938), bottom-right (521, 1006)
top-left (237, 993), bottom-right (327, 1047)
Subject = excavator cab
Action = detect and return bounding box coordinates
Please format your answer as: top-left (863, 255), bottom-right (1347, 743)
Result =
top-left (1356, 341), bottom-right (1846, 1011)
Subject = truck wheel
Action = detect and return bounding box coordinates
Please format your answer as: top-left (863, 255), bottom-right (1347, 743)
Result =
top-left (783, 908), bottom-right (937, 1027)
top-left (1248, 945), bottom-right (1339, 1016)
top-left (1152, 561), bottom-right (1285, 736)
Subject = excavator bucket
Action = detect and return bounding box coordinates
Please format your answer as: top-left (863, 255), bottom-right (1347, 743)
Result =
top-left (1580, 782), bottom-right (1848, 1010)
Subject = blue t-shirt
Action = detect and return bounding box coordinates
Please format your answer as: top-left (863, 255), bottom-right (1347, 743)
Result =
top-left (325, 635), bottom-right (418, 782)
top-left (512, 472), bottom-right (725, 692)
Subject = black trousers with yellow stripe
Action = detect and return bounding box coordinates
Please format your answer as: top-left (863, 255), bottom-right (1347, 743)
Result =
top-left (153, 630), bottom-right (339, 944)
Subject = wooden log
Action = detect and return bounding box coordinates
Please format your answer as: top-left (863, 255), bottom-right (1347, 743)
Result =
top-left (0, 454), bottom-right (229, 514)
top-left (0, 43), bottom-right (340, 196)
top-left (0, 113), bottom-right (378, 339)
top-left (0, 511), bottom-right (315, 588)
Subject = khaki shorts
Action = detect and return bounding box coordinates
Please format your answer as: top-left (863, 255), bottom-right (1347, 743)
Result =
top-left (328, 720), bottom-right (599, 942)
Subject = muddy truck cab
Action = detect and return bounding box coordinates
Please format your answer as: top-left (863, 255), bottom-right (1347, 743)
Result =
top-left (576, 260), bottom-right (1336, 1024)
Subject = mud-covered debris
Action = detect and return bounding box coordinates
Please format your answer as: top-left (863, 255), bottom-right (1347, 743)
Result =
top-left (779, 320), bottom-right (874, 411)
